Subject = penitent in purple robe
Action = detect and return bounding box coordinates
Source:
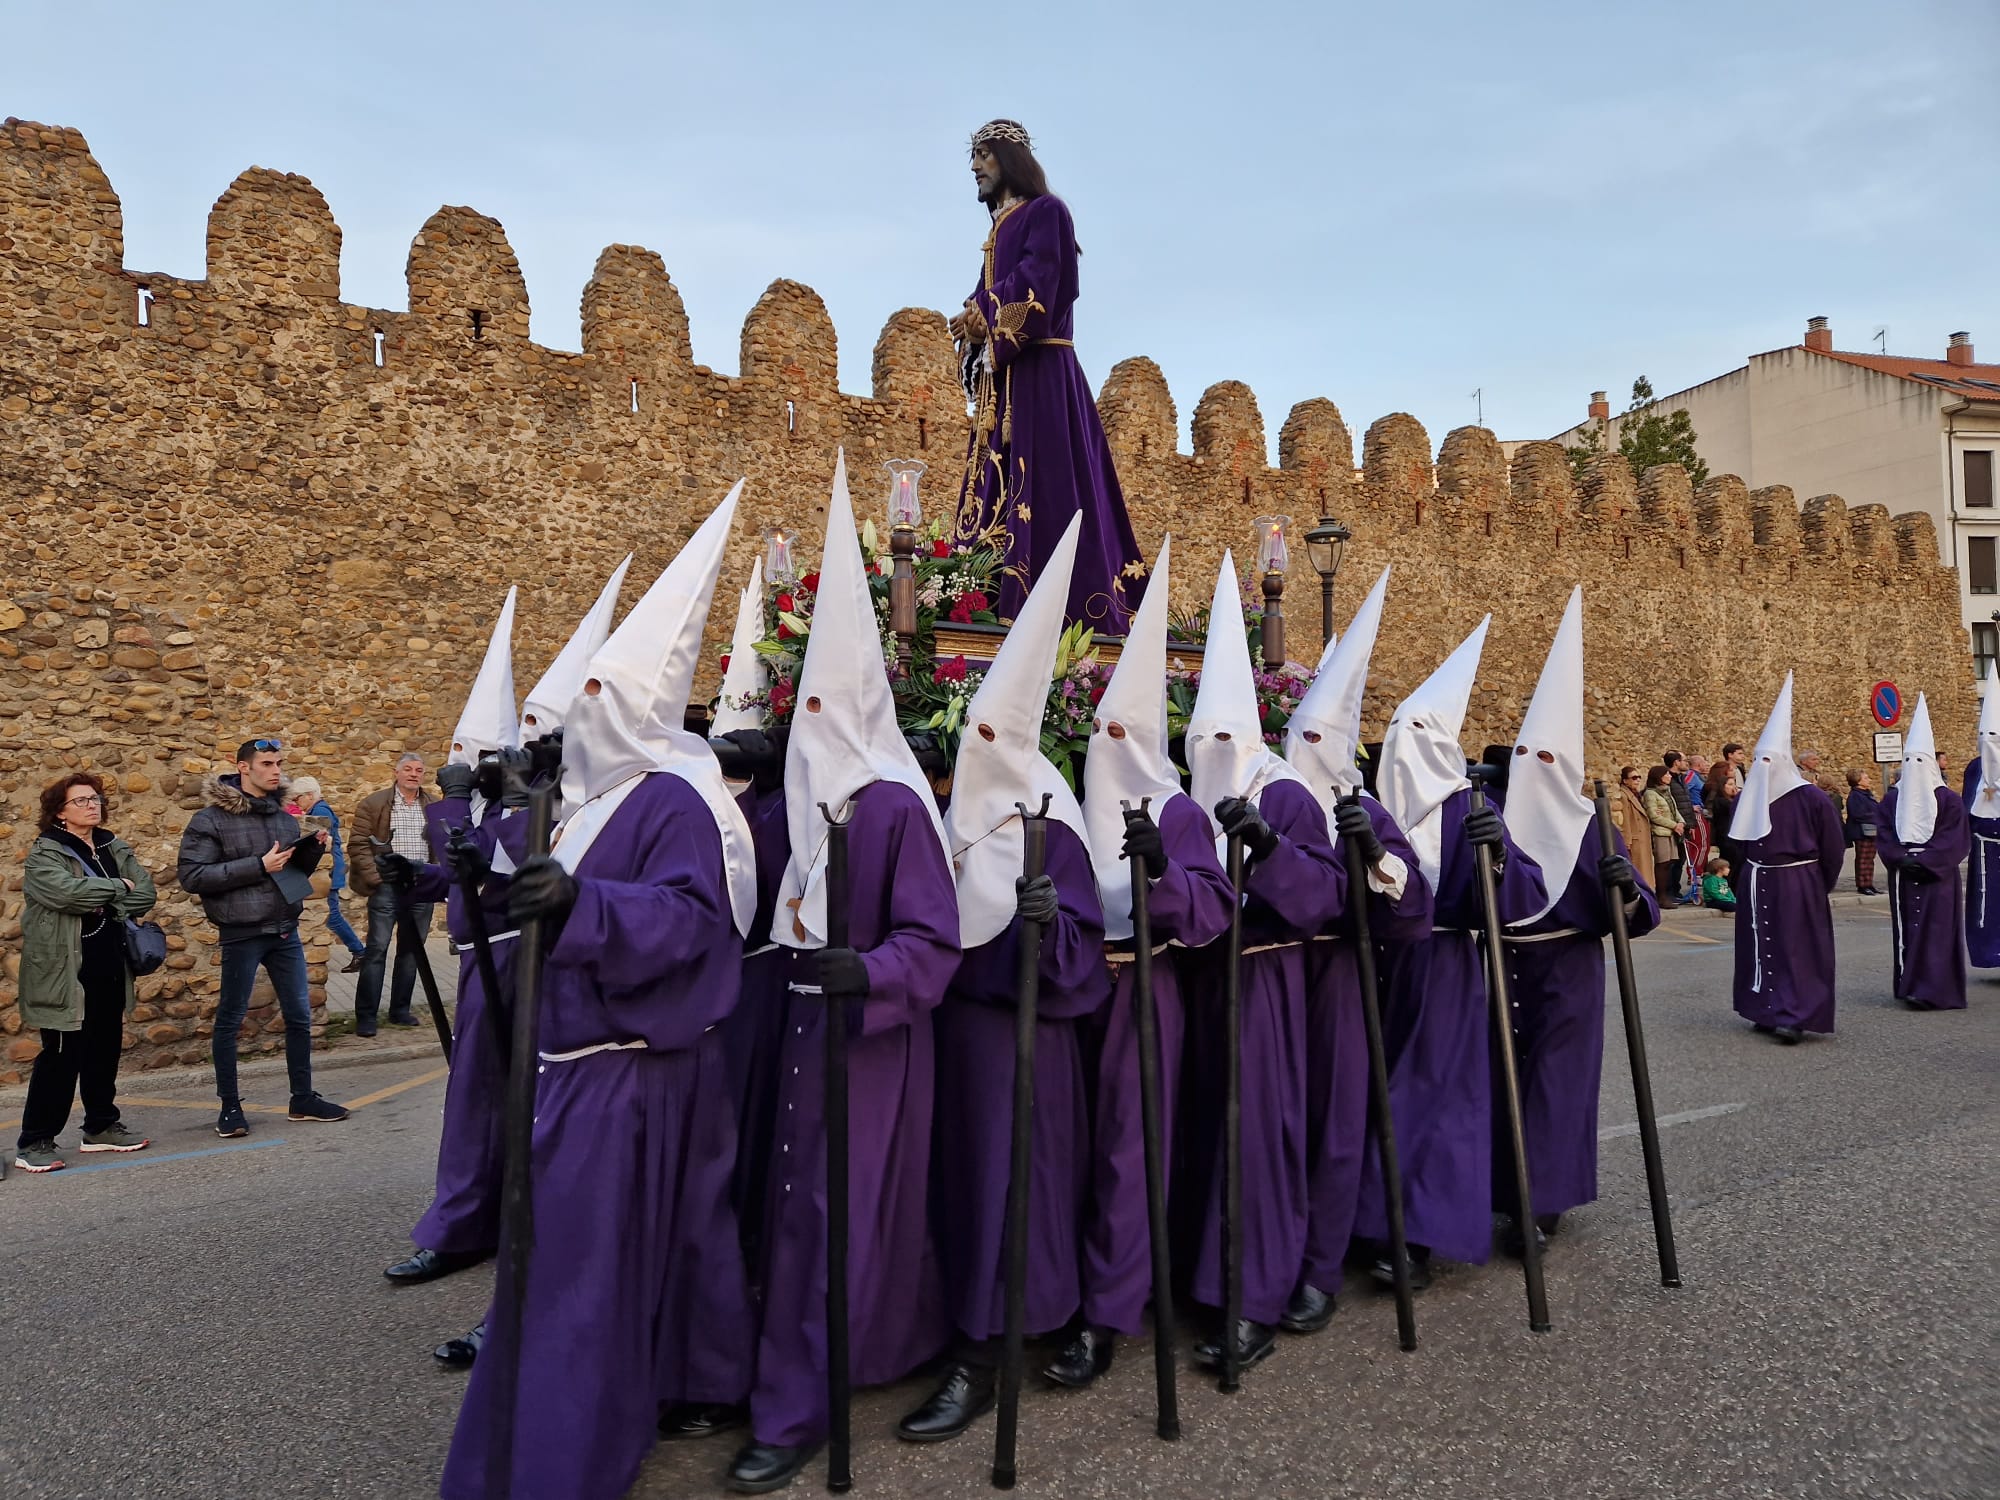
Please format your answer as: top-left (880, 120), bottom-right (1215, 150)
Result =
top-left (1959, 764), bottom-right (2000, 968)
top-left (955, 194), bottom-right (1147, 630)
top-left (1495, 824), bottom-right (1659, 1220)
top-left (1876, 785), bottom-right (1970, 1011)
top-left (748, 779), bottom-right (960, 1450)
top-left (441, 773), bottom-right (753, 1500)
top-left (409, 795), bottom-right (514, 1257)
top-left (722, 782), bottom-right (792, 1265)
top-left (934, 821), bottom-right (1110, 1342)
top-left (1354, 791), bottom-right (1548, 1266)
top-left (1731, 788), bottom-right (1845, 1034)
top-left (1300, 796), bottom-right (1432, 1295)
top-left (1078, 794), bottom-right (1235, 1334)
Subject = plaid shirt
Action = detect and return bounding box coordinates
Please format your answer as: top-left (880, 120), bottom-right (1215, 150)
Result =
top-left (388, 790), bottom-right (428, 861)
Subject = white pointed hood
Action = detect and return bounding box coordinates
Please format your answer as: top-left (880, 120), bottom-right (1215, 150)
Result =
top-left (447, 586), bottom-right (520, 767)
top-left (1895, 692), bottom-right (1944, 845)
top-left (776, 452), bottom-right (950, 951)
top-left (947, 513), bottom-right (1090, 947)
top-left (1976, 687), bottom-right (2000, 817)
top-left (554, 485), bottom-right (757, 935)
top-left (1379, 616), bottom-right (1489, 888)
top-left (520, 555), bottom-right (632, 739)
top-left (1503, 587), bottom-right (1591, 925)
top-left (1733, 673), bottom-right (1808, 844)
top-left (1187, 551), bottom-right (1305, 837)
top-left (1284, 565), bottom-right (1390, 818)
top-left (710, 557), bottom-right (771, 739)
top-left (1083, 535), bottom-right (1184, 942)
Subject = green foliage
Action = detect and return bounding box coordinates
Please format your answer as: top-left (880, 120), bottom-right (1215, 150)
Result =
top-left (1565, 376), bottom-right (1709, 488)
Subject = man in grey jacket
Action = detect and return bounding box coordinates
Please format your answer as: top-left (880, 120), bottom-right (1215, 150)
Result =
top-left (176, 737), bottom-right (350, 1135)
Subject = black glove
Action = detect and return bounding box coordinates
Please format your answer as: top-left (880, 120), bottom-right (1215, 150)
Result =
top-left (816, 946), bottom-right (870, 1000)
top-left (436, 762), bottom-right (477, 803)
top-left (497, 746), bottom-right (536, 809)
top-left (1898, 857), bottom-right (1939, 884)
top-left (374, 847), bottom-right (419, 890)
top-left (1463, 805), bottom-right (1506, 850)
top-left (1599, 853), bottom-right (1638, 896)
top-left (471, 754), bottom-right (505, 807)
top-left (1121, 804), bottom-right (1167, 881)
top-left (1215, 796), bottom-right (1281, 866)
top-left (1016, 873), bottom-right (1060, 926)
top-left (1334, 799), bottom-right (1387, 865)
top-left (443, 831), bottom-right (490, 884)
top-left (528, 731), bottom-right (564, 783)
top-left (507, 855), bottom-right (578, 924)
top-left (714, 727), bottom-right (787, 794)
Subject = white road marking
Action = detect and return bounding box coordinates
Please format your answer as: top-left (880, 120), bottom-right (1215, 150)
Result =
top-left (1599, 1101), bottom-right (1745, 1140)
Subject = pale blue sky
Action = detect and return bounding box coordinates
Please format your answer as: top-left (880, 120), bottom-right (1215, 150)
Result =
top-left (6, 0), bottom-right (1993, 451)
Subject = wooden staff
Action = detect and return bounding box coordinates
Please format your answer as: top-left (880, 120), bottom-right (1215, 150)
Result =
top-left (446, 823), bottom-right (508, 1070)
top-left (1219, 830), bottom-right (1248, 1392)
top-left (819, 801), bottom-right (855, 1496)
top-left (371, 836), bottom-right (454, 1063)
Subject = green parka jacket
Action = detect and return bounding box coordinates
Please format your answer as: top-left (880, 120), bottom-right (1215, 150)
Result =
top-left (19, 829), bottom-right (158, 1032)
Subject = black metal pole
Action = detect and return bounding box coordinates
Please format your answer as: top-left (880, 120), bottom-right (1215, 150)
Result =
top-left (1466, 781), bottom-right (1551, 1334)
top-left (396, 883), bottom-right (453, 1064)
top-left (1337, 793), bottom-right (1417, 1351)
top-left (447, 823), bottom-right (510, 1072)
top-left (489, 781), bottom-right (554, 1497)
top-left (820, 802), bottom-right (854, 1496)
top-left (1219, 831), bottom-right (1247, 1392)
top-left (1592, 781), bottom-right (1682, 1288)
top-left (1320, 576), bottom-right (1334, 650)
top-left (1123, 799), bottom-right (1181, 1441)
top-left (993, 795), bottom-right (1052, 1491)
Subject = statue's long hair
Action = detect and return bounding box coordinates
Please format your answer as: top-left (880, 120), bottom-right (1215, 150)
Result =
top-left (978, 136), bottom-right (1049, 201)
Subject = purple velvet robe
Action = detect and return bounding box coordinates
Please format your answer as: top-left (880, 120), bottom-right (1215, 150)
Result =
top-left (1731, 787), bottom-right (1845, 1034)
top-left (956, 194), bottom-right (1146, 629)
top-left (1353, 791), bottom-right (1549, 1266)
top-left (410, 795), bottom-right (514, 1256)
top-left (934, 821), bottom-right (1109, 1341)
top-left (1079, 793), bottom-right (1235, 1333)
top-left (1495, 824), bottom-right (1659, 1219)
top-left (722, 782), bottom-right (793, 1262)
top-left (1959, 764), bottom-right (2000, 968)
top-left (1300, 796), bottom-right (1432, 1293)
top-left (1877, 785), bottom-right (1969, 1010)
top-left (1180, 781), bottom-right (1344, 1324)
top-left (441, 772), bottom-right (753, 1500)
top-left (747, 779), bottom-right (960, 1450)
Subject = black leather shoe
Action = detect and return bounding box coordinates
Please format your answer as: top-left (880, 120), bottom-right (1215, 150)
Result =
top-left (1773, 1025), bottom-right (1803, 1045)
top-left (355, 1018), bottom-right (379, 1038)
top-left (433, 1321), bottom-right (485, 1369)
top-left (1042, 1325), bottom-right (1115, 1387)
top-left (726, 1441), bottom-right (821, 1494)
top-left (385, 1011), bottom-right (422, 1028)
top-left (896, 1362), bottom-right (997, 1442)
top-left (1279, 1282), bottom-right (1335, 1334)
top-left (1535, 1213), bottom-right (1562, 1238)
top-left (1191, 1318), bottom-right (1278, 1371)
top-left (384, 1246), bottom-right (489, 1284)
top-left (660, 1402), bottom-right (747, 1441)
top-left (1370, 1246), bottom-right (1433, 1292)
top-left (1751, 1023), bottom-right (1775, 1034)
top-left (1501, 1217), bottom-right (1549, 1260)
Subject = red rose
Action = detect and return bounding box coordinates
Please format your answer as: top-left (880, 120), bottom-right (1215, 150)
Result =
top-left (776, 592), bottom-right (796, 614)
top-left (800, 573), bottom-right (820, 593)
top-left (949, 599), bottom-right (972, 624)
top-left (1088, 683), bottom-right (1105, 705)
top-left (769, 680), bottom-right (795, 716)
top-left (931, 538), bottom-right (950, 558)
top-left (933, 655), bottom-right (969, 684)
top-left (719, 653), bottom-right (731, 673)
top-left (776, 622), bottom-right (794, 641)
top-left (960, 590), bottom-right (990, 613)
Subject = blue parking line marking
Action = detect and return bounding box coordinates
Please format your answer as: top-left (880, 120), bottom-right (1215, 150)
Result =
top-left (57, 1138), bottom-right (288, 1174)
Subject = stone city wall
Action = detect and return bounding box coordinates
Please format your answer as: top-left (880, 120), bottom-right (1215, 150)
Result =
top-left (0, 118), bottom-right (1974, 1078)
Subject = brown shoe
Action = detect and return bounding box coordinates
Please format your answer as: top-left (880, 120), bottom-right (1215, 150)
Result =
top-left (341, 954), bottom-right (365, 973)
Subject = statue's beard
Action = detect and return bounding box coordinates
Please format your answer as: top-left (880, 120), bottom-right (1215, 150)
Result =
top-left (977, 177), bottom-right (1004, 205)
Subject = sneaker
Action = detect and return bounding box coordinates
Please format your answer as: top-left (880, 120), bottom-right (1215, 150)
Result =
top-left (13, 1141), bottom-right (66, 1173)
top-left (216, 1104), bottom-right (249, 1138)
top-left (288, 1093), bottom-right (350, 1123)
top-left (80, 1123), bottom-right (150, 1153)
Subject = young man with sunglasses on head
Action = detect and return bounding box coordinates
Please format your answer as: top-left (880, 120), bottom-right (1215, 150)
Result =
top-left (177, 737), bottom-right (349, 1135)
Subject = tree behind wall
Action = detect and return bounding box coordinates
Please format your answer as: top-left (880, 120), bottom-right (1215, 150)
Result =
top-left (1566, 377), bottom-right (1710, 487)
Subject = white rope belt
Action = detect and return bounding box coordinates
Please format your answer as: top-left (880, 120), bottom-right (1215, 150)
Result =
top-left (454, 929), bottom-right (519, 954)
top-left (788, 982), bottom-right (822, 995)
top-left (1105, 942), bottom-right (1171, 966)
top-left (1744, 857), bottom-right (1815, 993)
top-left (1241, 940), bottom-right (1304, 957)
top-left (745, 942), bottom-right (780, 959)
top-left (1974, 834), bottom-right (2000, 929)
top-left (537, 1039), bottom-right (646, 1063)
top-left (1500, 927), bottom-right (1585, 945)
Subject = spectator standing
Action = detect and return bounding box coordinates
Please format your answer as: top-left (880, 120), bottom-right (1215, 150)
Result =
top-left (1664, 751), bottom-right (1707, 876)
top-left (287, 775), bottom-right (365, 973)
top-left (1642, 765), bottom-right (1686, 905)
top-left (176, 738), bottom-right (348, 1134)
top-left (346, 752), bottom-right (437, 1036)
top-left (14, 773), bottom-right (159, 1173)
top-left (1708, 743), bottom-right (1746, 885)
top-left (1609, 766), bottom-right (1657, 893)
top-left (1687, 754), bottom-right (1710, 805)
top-left (1799, 748), bottom-right (1844, 822)
top-left (1845, 769), bottom-right (1882, 895)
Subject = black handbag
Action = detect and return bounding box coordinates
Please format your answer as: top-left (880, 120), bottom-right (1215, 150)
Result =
top-left (54, 841), bottom-right (167, 977)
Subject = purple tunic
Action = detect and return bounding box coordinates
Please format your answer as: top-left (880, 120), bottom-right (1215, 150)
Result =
top-left (1959, 764), bottom-right (2000, 968)
top-left (1079, 794), bottom-right (1235, 1333)
top-left (1496, 824), bottom-right (1659, 1219)
top-left (748, 780), bottom-right (960, 1450)
top-left (1731, 788), bottom-right (1845, 1033)
top-left (1300, 796), bottom-right (1432, 1293)
top-left (723, 783), bottom-right (793, 1261)
top-left (934, 821), bottom-right (1109, 1341)
top-left (956, 194), bottom-right (1147, 629)
top-left (441, 772), bottom-right (753, 1500)
top-left (1353, 791), bottom-right (1548, 1266)
top-left (1876, 785), bottom-right (1969, 1010)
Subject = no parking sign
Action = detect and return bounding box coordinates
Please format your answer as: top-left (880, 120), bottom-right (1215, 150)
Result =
top-left (1871, 681), bottom-right (1902, 729)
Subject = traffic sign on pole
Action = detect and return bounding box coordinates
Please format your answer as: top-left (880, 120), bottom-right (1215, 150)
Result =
top-left (1870, 681), bottom-right (1902, 729)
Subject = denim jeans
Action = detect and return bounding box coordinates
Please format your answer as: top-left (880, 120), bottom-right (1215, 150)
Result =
top-left (214, 927), bottom-right (314, 1105)
top-left (357, 886), bottom-right (436, 1024)
top-left (324, 890), bottom-right (363, 954)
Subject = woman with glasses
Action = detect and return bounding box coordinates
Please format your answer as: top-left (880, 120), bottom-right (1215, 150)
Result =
top-left (1641, 765), bottom-right (1686, 907)
top-left (15, 773), bottom-right (158, 1172)
top-left (1608, 766), bottom-right (1657, 893)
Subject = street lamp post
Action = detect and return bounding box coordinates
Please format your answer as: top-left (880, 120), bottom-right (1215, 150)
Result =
top-left (1304, 513), bottom-right (1352, 649)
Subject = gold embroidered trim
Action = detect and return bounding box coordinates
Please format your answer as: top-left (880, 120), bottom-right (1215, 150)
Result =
top-left (991, 289), bottom-right (1046, 349)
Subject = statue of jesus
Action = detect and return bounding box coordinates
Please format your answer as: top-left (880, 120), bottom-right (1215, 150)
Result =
top-left (949, 119), bottom-right (1149, 631)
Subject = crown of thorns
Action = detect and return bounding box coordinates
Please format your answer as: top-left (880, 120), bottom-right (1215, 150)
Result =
top-left (970, 119), bottom-right (1033, 151)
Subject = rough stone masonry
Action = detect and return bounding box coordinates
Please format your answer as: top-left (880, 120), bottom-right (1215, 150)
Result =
top-left (0, 118), bottom-right (1974, 1078)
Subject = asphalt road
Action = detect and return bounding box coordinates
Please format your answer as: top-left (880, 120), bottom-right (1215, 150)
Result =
top-left (2, 895), bottom-right (1994, 1500)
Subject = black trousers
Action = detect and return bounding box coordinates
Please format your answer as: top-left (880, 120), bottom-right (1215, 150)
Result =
top-left (18, 971), bottom-right (126, 1147)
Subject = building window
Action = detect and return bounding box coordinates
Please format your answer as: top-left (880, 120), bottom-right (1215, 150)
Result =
top-left (1972, 535), bottom-right (1998, 595)
top-left (1975, 622), bottom-right (1998, 682)
top-left (1968, 450), bottom-right (1994, 510)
